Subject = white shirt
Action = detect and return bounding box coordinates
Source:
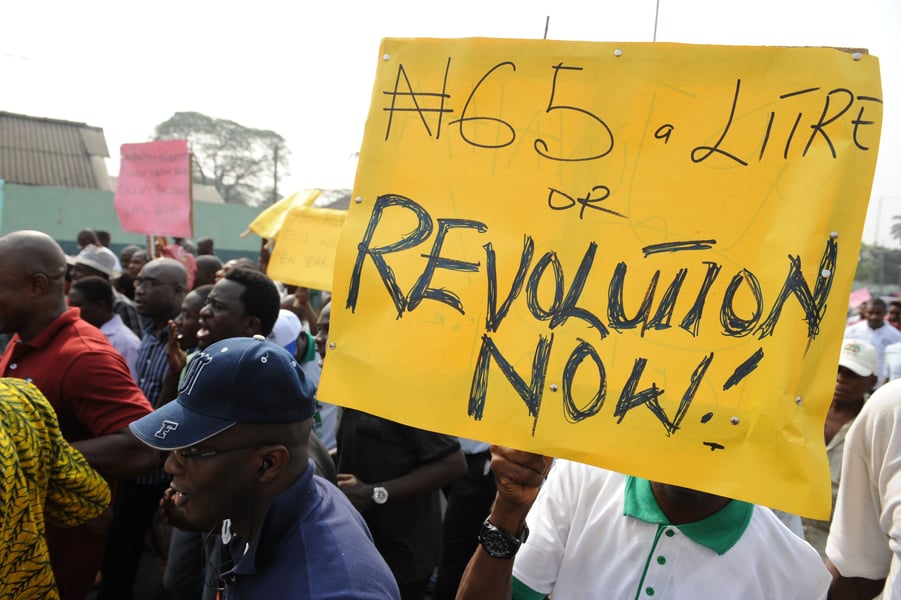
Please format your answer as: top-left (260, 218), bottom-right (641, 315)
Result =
top-left (827, 379), bottom-right (901, 598)
top-left (513, 461), bottom-right (829, 599)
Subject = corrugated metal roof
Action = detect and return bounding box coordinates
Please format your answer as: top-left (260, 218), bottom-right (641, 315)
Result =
top-left (0, 111), bottom-right (110, 189)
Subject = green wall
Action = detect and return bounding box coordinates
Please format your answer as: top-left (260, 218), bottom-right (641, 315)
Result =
top-left (0, 181), bottom-right (263, 261)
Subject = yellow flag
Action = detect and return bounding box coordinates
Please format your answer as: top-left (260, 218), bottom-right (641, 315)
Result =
top-left (247, 189), bottom-right (320, 240)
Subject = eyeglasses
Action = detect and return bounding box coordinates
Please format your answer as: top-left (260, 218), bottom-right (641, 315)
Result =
top-left (134, 276), bottom-right (177, 290)
top-left (172, 442), bottom-right (274, 465)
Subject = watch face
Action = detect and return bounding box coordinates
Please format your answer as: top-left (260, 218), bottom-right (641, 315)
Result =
top-left (372, 486), bottom-right (389, 504)
top-left (479, 529), bottom-right (514, 558)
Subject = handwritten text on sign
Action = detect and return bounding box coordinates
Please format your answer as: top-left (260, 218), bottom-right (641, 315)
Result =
top-left (114, 139), bottom-right (193, 238)
top-left (320, 40), bottom-right (883, 518)
top-left (268, 205), bottom-right (347, 292)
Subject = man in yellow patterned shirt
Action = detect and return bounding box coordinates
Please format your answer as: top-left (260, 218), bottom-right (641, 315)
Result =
top-left (0, 378), bottom-right (111, 599)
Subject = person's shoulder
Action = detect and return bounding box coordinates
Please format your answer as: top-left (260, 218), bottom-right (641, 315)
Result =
top-left (113, 290), bottom-right (135, 306)
top-left (844, 323), bottom-right (867, 340)
top-left (852, 381), bottom-right (901, 437)
top-left (554, 458), bottom-right (622, 480)
top-left (308, 473), bottom-right (371, 529)
top-left (745, 506), bottom-right (822, 557)
top-left (299, 479), bottom-right (401, 597)
top-left (544, 459), bottom-right (627, 499)
top-left (862, 380), bottom-right (901, 414)
top-left (55, 315), bottom-right (116, 354)
top-left (742, 506), bottom-right (831, 582)
top-left (57, 319), bottom-right (139, 376)
top-left (405, 423), bottom-right (459, 442)
top-left (0, 378), bottom-right (50, 416)
top-left (103, 314), bottom-right (137, 337)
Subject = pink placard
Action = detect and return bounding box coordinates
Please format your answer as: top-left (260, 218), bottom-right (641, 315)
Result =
top-left (114, 140), bottom-right (193, 237)
top-left (848, 287), bottom-right (872, 309)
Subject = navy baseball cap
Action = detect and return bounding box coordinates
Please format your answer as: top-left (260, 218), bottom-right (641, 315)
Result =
top-left (129, 336), bottom-right (316, 450)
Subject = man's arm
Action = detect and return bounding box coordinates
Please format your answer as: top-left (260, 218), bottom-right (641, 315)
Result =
top-left (455, 446), bottom-right (552, 600)
top-left (289, 287), bottom-right (319, 335)
top-left (72, 428), bottom-right (160, 479)
top-left (338, 447), bottom-right (467, 511)
top-left (827, 561), bottom-right (886, 600)
top-left (64, 345), bottom-right (159, 478)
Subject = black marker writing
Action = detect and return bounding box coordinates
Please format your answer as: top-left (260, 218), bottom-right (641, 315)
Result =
top-left (723, 348), bottom-right (765, 390)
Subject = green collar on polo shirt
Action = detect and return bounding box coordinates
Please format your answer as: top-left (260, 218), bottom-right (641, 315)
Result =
top-left (623, 476), bottom-right (752, 555)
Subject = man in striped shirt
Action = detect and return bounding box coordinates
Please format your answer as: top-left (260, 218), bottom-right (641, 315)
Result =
top-left (98, 257), bottom-right (187, 600)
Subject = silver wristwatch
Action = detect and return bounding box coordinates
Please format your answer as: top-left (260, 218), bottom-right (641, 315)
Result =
top-left (372, 484), bottom-right (389, 505)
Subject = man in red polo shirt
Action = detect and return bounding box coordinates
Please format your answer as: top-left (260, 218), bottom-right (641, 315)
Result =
top-left (0, 229), bottom-right (158, 600)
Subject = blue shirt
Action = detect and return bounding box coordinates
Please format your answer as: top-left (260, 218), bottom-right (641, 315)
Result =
top-left (222, 461), bottom-right (400, 599)
top-left (135, 321), bottom-right (173, 485)
top-left (135, 320), bottom-right (171, 409)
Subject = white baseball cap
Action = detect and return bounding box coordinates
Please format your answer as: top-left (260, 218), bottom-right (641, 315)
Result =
top-left (268, 309), bottom-right (302, 356)
top-left (839, 339), bottom-right (878, 376)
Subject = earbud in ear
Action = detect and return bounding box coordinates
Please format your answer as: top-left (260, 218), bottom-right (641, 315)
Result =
top-left (260, 458), bottom-right (272, 473)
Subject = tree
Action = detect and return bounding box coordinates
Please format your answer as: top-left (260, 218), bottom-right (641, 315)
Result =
top-left (855, 242), bottom-right (901, 293)
top-left (153, 112), bottom-right (290, 207)
top-left (892, 215), bottom-right (901, 246)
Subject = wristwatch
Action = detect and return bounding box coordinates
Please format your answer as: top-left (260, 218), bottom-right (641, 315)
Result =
top-left (478, 519), bottom-right (529, 559)
top-left (371, 484), bottom-right (389, 505)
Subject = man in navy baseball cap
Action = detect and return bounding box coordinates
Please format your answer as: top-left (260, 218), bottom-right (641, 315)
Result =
top-left (131, 335), bottom-right (315, 449)
top-left (129, 336), bottom-right (399, 599)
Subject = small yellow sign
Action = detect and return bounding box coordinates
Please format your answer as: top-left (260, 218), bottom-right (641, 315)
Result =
top-left (268, 206), bottom-right (347, 292)
top-left (320, 39), bottom-right (883, 518)
top-left (247, 190), bottom-right (347, 291)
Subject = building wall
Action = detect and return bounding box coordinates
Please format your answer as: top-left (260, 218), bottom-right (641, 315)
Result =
top-left (0, 180), bottom-right (262, 261)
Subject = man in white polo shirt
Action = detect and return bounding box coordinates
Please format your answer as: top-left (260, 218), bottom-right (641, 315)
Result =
top-left (456, 447), bottom-right (830, 599)
top-left (826, 377), bottom-right (901, 599)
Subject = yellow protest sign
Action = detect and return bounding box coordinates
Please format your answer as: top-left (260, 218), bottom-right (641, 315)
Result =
top-left (319, 39), bottom-right (882, 518)
top-left (266, 203), bottom-right (347, 291)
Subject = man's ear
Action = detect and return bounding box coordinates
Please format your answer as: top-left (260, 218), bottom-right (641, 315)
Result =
top-left (244, 315), bottom-right (262, 337)
top-left (256, 447), bottom-right (289, 483)
top-left (30, 273), bottom-right (49, 296)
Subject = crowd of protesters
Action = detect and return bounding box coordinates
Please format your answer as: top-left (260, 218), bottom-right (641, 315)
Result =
top-left (1, 227), bottom-right (900, 599)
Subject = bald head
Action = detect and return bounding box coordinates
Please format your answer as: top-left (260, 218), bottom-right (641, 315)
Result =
top-left (194, 255), bottom-right (223, 288)
top-left (0, 230), bottom-right (67, 282)
top-left (135, 258), bottom-right (188, 324)
top-left (143, 257), bottom-right (189, 286)
top-left (0, 230), bottom-right (70, 340)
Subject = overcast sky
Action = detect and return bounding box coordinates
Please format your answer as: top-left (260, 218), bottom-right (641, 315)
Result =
top-left (3, 0), bottom-right (898, 244)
